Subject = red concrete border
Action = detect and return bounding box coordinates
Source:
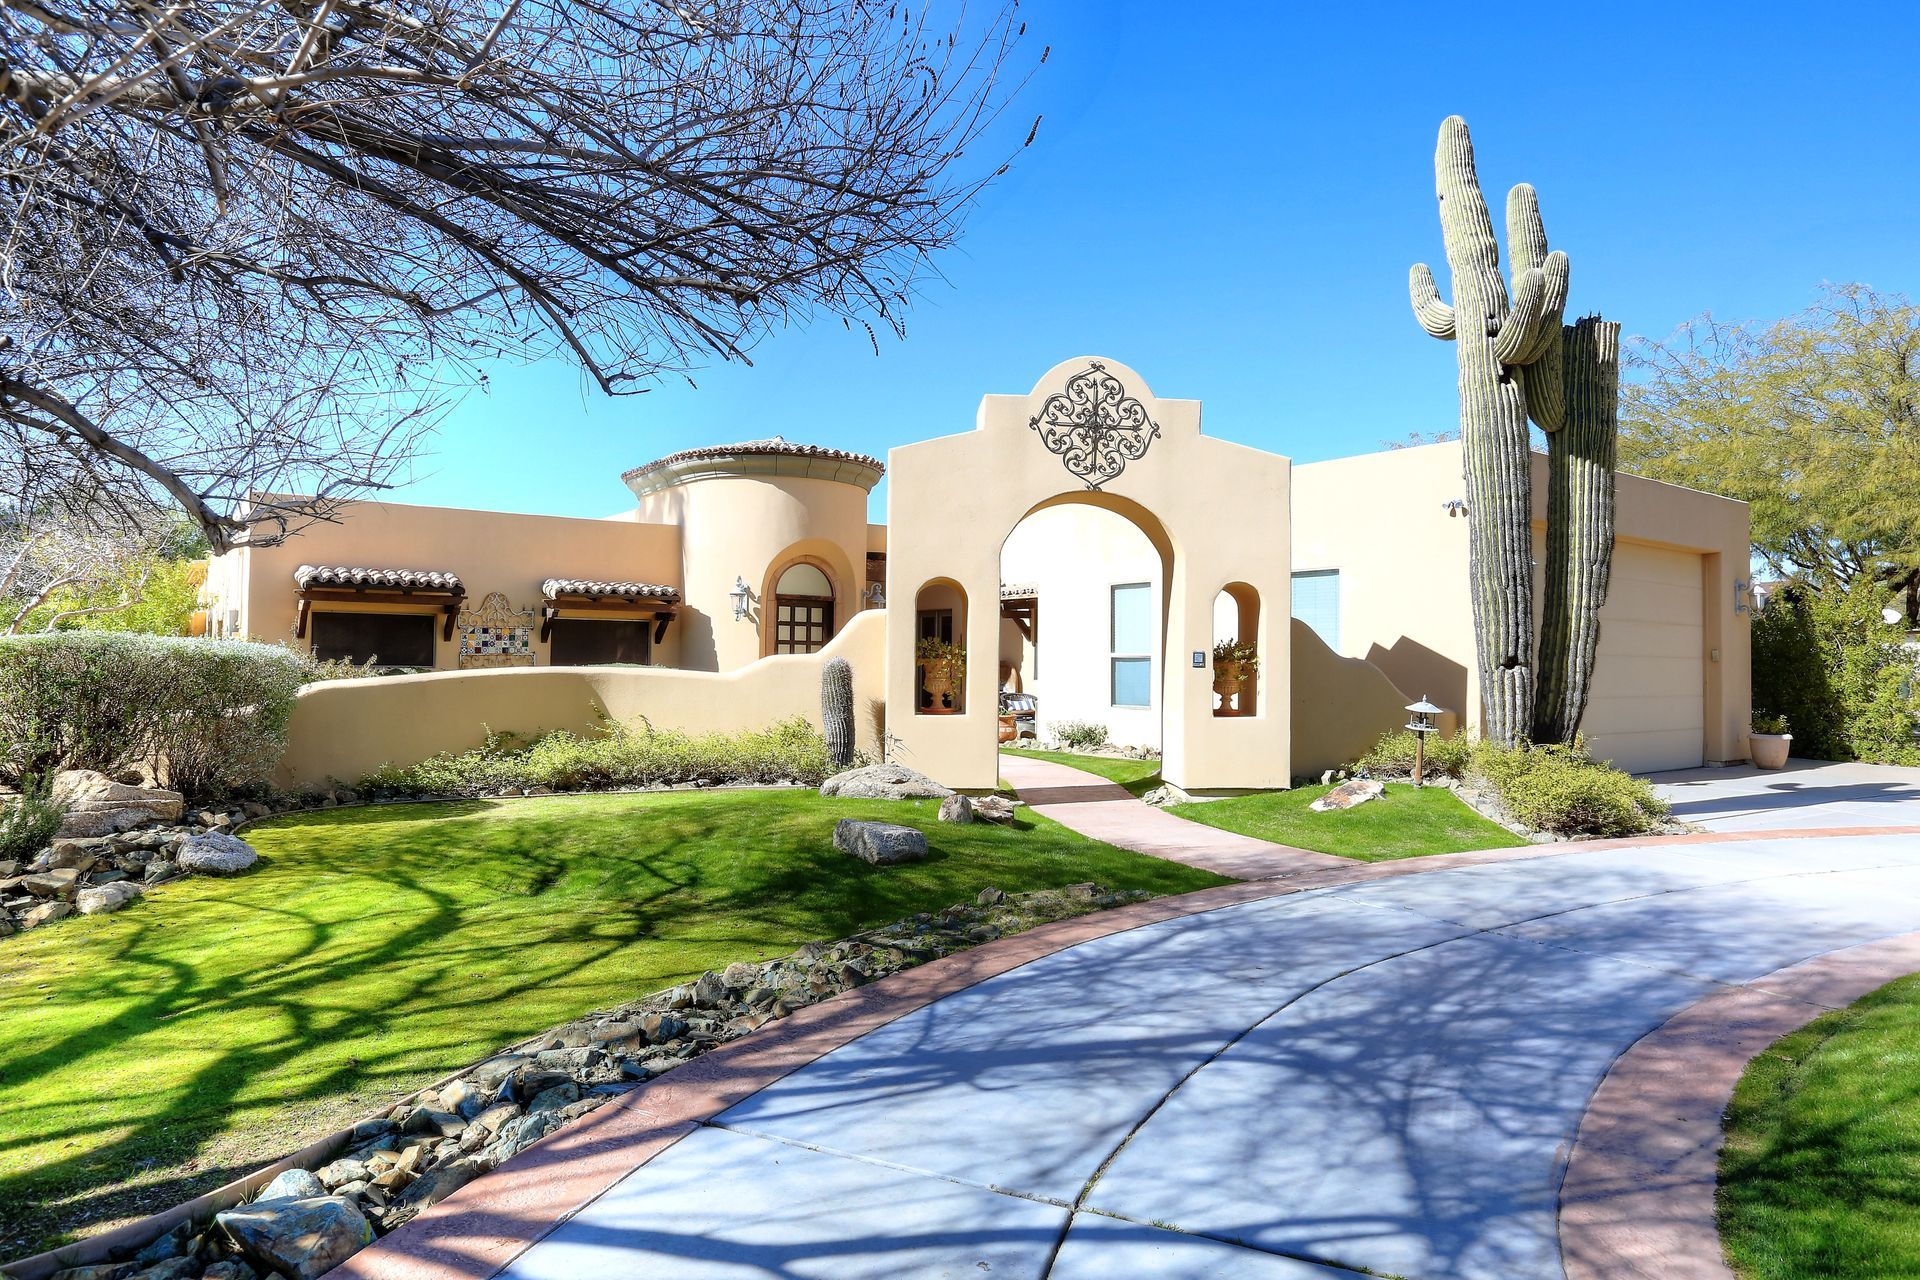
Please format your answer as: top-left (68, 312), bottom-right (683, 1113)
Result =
top-left (1560, 931), bottom-right (1920, 1280)
top-left (330, 817), bottom-right (1920, 1280)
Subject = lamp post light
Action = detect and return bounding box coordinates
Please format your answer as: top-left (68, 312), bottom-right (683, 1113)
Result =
top-left (729, 576), bottom-right (752, 622)
top-left (1404, 695), bottom-right (1445, 788)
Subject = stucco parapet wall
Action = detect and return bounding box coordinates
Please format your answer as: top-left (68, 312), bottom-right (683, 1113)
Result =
top-left (293, 565), bottom-right (464, 592)
top-left (540, 578), bottom-right (680, 603)
top-left (622, 438), bottom-right (885, 499)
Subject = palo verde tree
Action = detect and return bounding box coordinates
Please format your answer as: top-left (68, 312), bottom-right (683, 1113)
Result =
top-left (1409, 117), bottom-right (1622, 748)
top-left (0, 1), bottom-right (1034, 552)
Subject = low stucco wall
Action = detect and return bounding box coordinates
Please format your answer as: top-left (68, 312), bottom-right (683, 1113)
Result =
top-left (1291, 619), bottom-right (1456, 779)
top-left (279, 611), bottom-right (886, 786)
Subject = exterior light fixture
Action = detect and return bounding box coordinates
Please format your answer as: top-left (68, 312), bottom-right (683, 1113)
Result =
top-left (864, 581), bottom-right (886, 608)
top-left (729, 575), bottom-right (752, 622)
top-left (1734, 580), bottom-right (1751, 615)
top-left (1404, 695), bottom-right (1445, 788)
top-left (1443, 499), bottom-right (1468, 518)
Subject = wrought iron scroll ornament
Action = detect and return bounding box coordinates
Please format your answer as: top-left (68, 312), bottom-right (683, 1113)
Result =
top-left (1028, 361), bottom-right (1160, 490)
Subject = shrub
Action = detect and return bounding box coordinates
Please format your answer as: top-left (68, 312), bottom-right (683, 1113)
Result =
top-left (1753, 584), bottom-right (1920, 765)
top-left (1469, 741), bottom-right (1670, 838)
top-left (0, 633), bottom-right (310, 797)
top-left (1752, 712), bottom-right (1790, 736)
top-left (362, 716), bottom-right (837, 797)
top-left (1356, 729), bottom-right (1473, 780)
top-left (0, 774), bottom-right (62, 862)
top-left (1048, 720), bottom-right (1108, 752)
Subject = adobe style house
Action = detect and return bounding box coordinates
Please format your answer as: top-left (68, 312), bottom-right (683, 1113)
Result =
top-left (203, 357), bottom-right (1751, 789)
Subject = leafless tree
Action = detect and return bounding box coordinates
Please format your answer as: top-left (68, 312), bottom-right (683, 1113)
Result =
top-left (0, 1), bottom-right (1034, 551)
top-left (0, 482), bottom-right (184, 632)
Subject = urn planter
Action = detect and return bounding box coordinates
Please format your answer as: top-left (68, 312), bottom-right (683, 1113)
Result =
top-left (1750, 732), bottom-right (1792, 770)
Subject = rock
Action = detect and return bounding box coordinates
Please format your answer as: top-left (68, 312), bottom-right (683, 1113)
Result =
top-left (215, 1195), bottom-right (373, 1280)
top-left (1139, 783), bottom-right (1194, 807)
top-left (819, 763), bottom-right (953, 800)
top-left (0, 859), bottom-right (16, 878)
top-left (384, 1157), bottom-right (482, 1225)
top-left (43, 839), bottom-right (108, 871)
top-left (177, 832), bottom-right (259, 875)
top-left (50, 770), bottom-right (184, 839)
top-left (720, 961), bottom-right (759, 988)
top-left (937, 794), bottom-right (975, 824)
top-left (41, 1264), bottom-right (137, 1280)
top-left (403, 1107), bottom-right (466, 1137)
top-left (1309, 778), bottom-right (1385, 812)
top-left (258, 1167), bottom-right (328, 1202)
top-left (77, 880), bottom-right (143, 915)
top-left (976, 887), bottom-right (1007, 906)
top-left (21, 868), bottom-right (80, 897)
top-left (131, 1258), bottom-right (199, 1280)
top-left (20, 900), bottom-right (72, 929)
top-left (691, 971), bottom-right (729, 1008)
top-left (143, 859), bottom-right (177, 883)
top-left (833, 819), bottom-right (929, 866)
top-left (970, 794), bottom-right (1019, 824)
top-left (316, 1157), bottom-right (370, 1190)
top-left (526, 1081), bottom-right (581, 1114)
top-left (468, 1101), bottom-right (522, 1139)
top-left (133, 1222), bottom-right (192, 1263)
top-left (438, 1077), bottom-right (488, 1119)
top-left (203, 1262), bottom-right (261, 1280)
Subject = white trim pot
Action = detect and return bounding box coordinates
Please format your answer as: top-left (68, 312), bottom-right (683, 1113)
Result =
top-left (1750, 732), bottom-right (1792, 770)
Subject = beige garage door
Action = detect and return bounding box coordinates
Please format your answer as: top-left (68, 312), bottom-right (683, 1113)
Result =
top-left (1577, 542), bottom-right (1705, 773)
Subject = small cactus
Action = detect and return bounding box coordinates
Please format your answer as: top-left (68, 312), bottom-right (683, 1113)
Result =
top-left (821, 657), bottom-right (855, 769)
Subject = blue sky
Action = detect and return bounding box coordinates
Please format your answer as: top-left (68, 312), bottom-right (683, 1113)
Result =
top-left (395, 2), bottom-right (1920, 522)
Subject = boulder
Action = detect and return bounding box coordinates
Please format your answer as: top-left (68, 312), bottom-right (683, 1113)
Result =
top-left (257, 1168), bottom-right (328, 1201)
top-left (77, 881), bottom-right (144, 915)
top-left (20, 868), bottom-right (79, 897)
top-left (937, 794), bottom-right (975, 825)
top-left (177, 832), bottom-right (259, 875)
top-left (970, 795), bottom-right (1020, 824)
top-left (215, 1195), bottom-right (373, 1280)
top-left (1309, 778), bottom-right (1386, 812)
top-left (51, 770), bottom-right (184, 839)
top-left (19, 901), bottom-right (72, 929)
top-left (832, 819), bottom-right (930, 866)
top-left (383, 1157), bottom-right (483, 1226)
top-left (203, 1263), bottom-right (261, 1280)
top-left (819, 763), bottom-right (953, 801)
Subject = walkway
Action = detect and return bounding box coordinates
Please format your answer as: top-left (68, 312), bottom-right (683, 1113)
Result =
top-left (342, 765), bottom-right (1920, 1280)
top-left (997, 752), bottom-right (1348, 879)
top-left (1650, 758), bottom-right (1920, 832)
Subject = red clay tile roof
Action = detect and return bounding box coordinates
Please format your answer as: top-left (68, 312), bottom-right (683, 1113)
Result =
top-left (541, 578), bottom-right (681, 603)
top-left (294, 565), bottom-right (464, 593)
top-left (621, 437), bottom-right (883, 482)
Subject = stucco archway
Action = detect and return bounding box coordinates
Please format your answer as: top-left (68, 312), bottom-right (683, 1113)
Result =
top-left (884, 357), bottom-right (1293, 791)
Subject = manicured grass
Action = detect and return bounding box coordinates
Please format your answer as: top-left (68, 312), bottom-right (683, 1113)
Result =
top-left (1168, 783), bottom-right (1525, 861)
top-left (1001, 748), bottom-right (1163, 796)
top-left (0, 791), bottom-right (1224, 1253)
top-left (1718, 973), bottom-right (1920, 1279)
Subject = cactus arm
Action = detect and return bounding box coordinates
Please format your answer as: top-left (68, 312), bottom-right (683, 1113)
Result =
top-left (1524, 336), bottom-right (1567, 431)
top-left (1409, 264), bottom-right (1456, 339)
top-left (1493, 267), bottom-right (1549, 364)
top-left (1507, 184), bottom-right (1548, 275)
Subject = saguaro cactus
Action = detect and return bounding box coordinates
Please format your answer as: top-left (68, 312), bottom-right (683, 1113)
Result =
top-left (1409, 116), bottom-right (1570, 747)
top-left (821, 656), bottom-right (855, 768)
top-left (1532, 316), bottom-right (1621, 745)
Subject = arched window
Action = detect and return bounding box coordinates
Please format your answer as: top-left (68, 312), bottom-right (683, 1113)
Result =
top-left (1212, 583), bottom-right (1261, 716)
top-left (914, 579), bottom-right (967, 713)
top-left (773, 562), bottom-right (835, 654)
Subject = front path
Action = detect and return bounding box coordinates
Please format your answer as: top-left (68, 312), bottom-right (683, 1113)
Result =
top-left (340, 765), bottom-right (1920, 1280)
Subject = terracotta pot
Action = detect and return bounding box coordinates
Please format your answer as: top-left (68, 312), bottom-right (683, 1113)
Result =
top-left (1750, 732), bottom-right (1792, 770)
top-left (1212, 660), bottom-right (1246, 716)
top-left (921, 659), bottom-right (957, 714)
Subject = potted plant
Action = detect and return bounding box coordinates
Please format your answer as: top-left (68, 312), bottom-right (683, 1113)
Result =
top-left (917, 637), bottom-right (966, 714)
top-left (1750, 713), bottom-right (1792, 770)
top-left (1211, 639), bottom-right (1258, 715)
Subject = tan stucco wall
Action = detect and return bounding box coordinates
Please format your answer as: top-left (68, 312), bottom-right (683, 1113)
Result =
top-left (1289, 619), bottom-right (1457, 778)
top-left (208, 498), bottom-right (686, 668)
top-left (279, 610), bottom-right (886, 786)
top-left (885, 357), bottom-right (1293, 792)
top-left (1292, 441), bottom-right (1752, 769)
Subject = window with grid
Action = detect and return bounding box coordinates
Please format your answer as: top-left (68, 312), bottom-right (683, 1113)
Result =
top-left (1110, 582), bottom-right (1152, 707)
top-left (773, 563), bottom-right (835, 654)
top-left (1291, 569), bottom-right (1340, 650)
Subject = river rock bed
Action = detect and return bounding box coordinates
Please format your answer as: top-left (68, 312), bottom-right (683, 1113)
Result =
top-left (18, 881), bottom-right (1151, 1280)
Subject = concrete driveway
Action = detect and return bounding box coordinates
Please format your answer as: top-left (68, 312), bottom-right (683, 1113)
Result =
top-left (473, 831), bottom-right (1920, 1280)
top-left (1649, 759), bottom-right (1920, 832)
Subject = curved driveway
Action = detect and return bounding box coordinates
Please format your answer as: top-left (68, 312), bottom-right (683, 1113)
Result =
top-left (466, 813), bottom-right (1920, 1280)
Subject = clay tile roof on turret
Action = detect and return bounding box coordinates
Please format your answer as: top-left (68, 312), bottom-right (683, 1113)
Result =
top-left (541, 578), bottom-right (681, 603)
top-left (294, 565), bottom-right (463, 592)
top-left (621, 436), bottom-right (884, 482)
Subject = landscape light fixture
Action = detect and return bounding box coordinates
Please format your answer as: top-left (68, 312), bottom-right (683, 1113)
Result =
top-left (1404, 695), bottom-right (1445, 788)
top-left (729, 575), bottom-right (752, 622)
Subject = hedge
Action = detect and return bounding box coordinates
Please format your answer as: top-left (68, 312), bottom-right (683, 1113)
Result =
top-left (0, 632), bottom-right (310, 797)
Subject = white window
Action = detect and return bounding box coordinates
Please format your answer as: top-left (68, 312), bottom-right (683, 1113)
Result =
top-left (1110, 582), bottom-right (1152, 707)
top-left (1292, 570), bottom-right (1340, 650)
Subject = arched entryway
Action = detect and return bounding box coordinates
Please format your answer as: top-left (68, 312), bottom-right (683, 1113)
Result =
top-left (884, 357), bottom-right (1293, 791)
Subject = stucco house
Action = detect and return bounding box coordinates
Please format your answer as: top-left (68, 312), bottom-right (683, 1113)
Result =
top-left (202, 357), bottom-right (1751, 789)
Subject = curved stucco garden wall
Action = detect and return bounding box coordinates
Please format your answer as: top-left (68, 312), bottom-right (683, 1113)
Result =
top-left (278, 611), bottom-right (886, 787)
top-left (1290, 619), bottom-right (1457, 779)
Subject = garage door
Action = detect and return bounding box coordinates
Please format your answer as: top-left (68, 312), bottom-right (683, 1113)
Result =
top-left (1577, 542), bottom-right (1705, 773)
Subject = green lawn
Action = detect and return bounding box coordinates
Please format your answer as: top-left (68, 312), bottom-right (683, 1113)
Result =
top-left (1002, 749), bottom-right (1522, 861)
top-left (1718, 973), bottom-right (1920, 1279)
top-left (0, 791), bottom-right (1224, 1253)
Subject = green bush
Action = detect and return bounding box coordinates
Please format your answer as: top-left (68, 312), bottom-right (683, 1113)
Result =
top-left (0, 774), bottom-right (62, 861)
top-left (1049, 720), bottom-right (1109, 751)
top-left (1753, 584), bottom-right (1920, 764)
top-left (1469, 741), bottom-right (1670, 838)
top-left (1356, 729), bottom-right (1473, 780)
top-left (362, 717), bottom-right (837, 797)
top-left (0, 633), bottom-right (310, 797)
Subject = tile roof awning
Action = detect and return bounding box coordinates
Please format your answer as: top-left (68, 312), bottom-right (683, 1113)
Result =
top-left (539, 578), bottom-right (681, 643)
top-left (292, 565), bottom-right (465, 640)
top-left (540, 578), bottom-right (681, 604)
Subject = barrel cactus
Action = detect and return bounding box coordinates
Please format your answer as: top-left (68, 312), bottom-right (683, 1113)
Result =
top-left (1409, 116), bottom-right (1571, 747)
top-left (821, 657), bottom-right (855, 769)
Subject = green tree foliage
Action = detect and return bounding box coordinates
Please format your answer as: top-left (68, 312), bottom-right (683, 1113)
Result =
top-left (1752, 585), bottom-right (1920, 765)
top-left (8, 555), bottom-right (203, 637)
top-left (1621, 284), bottom-right (1920, 596)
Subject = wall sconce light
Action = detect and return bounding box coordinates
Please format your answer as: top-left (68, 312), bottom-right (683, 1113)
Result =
top-left (1443, 499), bottom-right (1468, 518)
top-left (729, 575), bottom-right (752, 622)
top-left (864, 581), bottom-right (886, 608)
